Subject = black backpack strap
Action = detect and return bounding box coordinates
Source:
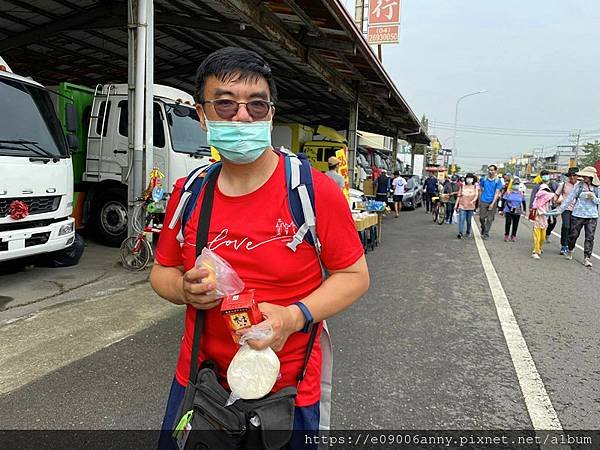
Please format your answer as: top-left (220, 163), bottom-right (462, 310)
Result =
top-left (189, 166), bottom-right (220, 385)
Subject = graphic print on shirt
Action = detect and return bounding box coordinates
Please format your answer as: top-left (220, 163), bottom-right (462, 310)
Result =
top-left (208, 218), bottom-right (298, 252)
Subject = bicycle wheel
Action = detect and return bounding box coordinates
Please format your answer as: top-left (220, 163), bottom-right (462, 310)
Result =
top-left (432, 204), bottom-right (439, 222)
top-left (437, 205), bottom-right (446, 225)
top-left (120, 236), bottom-right (152, 271)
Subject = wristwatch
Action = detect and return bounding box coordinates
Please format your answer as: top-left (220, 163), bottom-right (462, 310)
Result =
top-left (293, 301), bottom-right (314, 333)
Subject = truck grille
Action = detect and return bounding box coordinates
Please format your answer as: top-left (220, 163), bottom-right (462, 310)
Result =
top-left (0, 196), bottom-right (61, 218)
top-left (25, 232), bottom-right (51, 248)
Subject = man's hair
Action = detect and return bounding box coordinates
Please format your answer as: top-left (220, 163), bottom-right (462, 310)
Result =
top-left (393, 170), bottom-right (400, 176)
top-left (193, 47), bottom-right (278, 104)
top-left (488, 164), bottom-right (498, 170)
top-left (328, 163), bottom-right (339, 170)
top-left (540, 169), bottom-right (549, 176)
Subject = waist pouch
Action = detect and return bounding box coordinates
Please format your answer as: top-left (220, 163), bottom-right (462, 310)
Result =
top-left (174, 367), bottom-right (297, 450)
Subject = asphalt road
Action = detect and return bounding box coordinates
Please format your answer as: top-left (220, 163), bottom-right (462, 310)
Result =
top-left (0, 207), bottom-right (599, 444)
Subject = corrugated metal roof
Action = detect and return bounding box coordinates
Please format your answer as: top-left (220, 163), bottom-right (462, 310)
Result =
top-left (0, 0), bottom-right (429, 143)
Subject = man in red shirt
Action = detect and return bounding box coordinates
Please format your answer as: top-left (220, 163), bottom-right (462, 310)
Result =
top-left (151, 47), bottom-right (369, 448)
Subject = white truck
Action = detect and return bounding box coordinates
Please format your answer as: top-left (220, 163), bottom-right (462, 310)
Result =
top-left (60, 83), bottom-right (211, 246)
top-left (0, 58), bottom-right (79, 263)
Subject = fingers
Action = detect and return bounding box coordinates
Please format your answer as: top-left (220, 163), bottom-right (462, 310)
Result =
top-left (181, 268), bottom-right (219, 310)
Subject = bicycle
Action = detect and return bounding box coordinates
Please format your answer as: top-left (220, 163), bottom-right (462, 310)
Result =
top-left (120, 168), bottom-right (166, 271)
top-left (120, 201), bottom-right (165, 271)
top-left (431, 195), bottom-right (446, 225)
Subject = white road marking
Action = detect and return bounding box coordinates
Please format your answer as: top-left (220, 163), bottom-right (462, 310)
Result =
top-left (550, 231), bottom-right (600, 260)
top-left (472, 220), bottom-right (564, 431)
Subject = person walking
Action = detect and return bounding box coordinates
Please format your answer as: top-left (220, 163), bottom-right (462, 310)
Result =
top-left (554, 167), bottom-right (579, 254)
top-left (478, 164), bottom-right (503, 239)
top-left (423, 172), bottom-right (439, 213)
top-left (391, 170), bottom-right (407, 218)
top-left (150, 47), bottom-right (369, 449)
top-left (374, 169), bottom-right (391, 203)
top-left (530, 183), bottom-right (555, 259)
top-left (548, 166), bottom-right (600, 267)
top-left (498, 172), bottom-right (512, 214)
top-left (325, 156), bottom-right (345, 190)
top-left (530, 170), bottom-right (559, 243)
top-left (502, 181), bottom-right (526, 242)
top-left (444, 174), bottom-right (460, 224)
top-left (455, 173), bottom-right (479, 239)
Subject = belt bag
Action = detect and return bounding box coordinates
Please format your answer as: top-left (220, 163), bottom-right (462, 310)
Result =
top-left (181, 367), bottom-right (296, 450)
top-left (173, 169), bottom-right (319, 450)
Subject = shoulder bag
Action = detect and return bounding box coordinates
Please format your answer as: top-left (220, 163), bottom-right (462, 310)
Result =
top-left (172, 170), bottom-right (319, 450)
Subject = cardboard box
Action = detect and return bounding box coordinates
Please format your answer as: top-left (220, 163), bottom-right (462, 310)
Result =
top-left (363, 179), bottom-right (375, 196)
top-left (220, 290), bottom-right (263, 343)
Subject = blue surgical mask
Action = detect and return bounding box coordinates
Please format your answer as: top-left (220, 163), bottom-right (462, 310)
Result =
top-left (205, 119), bottom-right (272, 164)
top-left (541, 175), bottom-right (550, 181)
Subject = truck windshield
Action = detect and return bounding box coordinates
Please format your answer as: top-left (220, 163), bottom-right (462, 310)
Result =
top-left (0, 77), bottom-right (68, 158)
top-left (165, 103), bottom-right (209, 154)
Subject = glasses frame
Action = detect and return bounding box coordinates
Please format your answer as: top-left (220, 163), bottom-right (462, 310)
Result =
top-left (202, 99), bottom-right (274, 120)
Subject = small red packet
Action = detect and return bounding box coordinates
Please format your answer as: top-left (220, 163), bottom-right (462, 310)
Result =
top-left (220, 290), bottom-right (262, 343)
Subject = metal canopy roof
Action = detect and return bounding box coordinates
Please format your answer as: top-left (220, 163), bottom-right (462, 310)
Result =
top-left (0, 0), bottom-right (429, 144)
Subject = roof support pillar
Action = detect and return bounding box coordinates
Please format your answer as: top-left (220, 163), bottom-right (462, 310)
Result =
top-left (391, 131), bottom-right (399, 173)
top-left (127, 0), bottom-right (154, 237)
top-left (347, 91), bottom-right (359, 189)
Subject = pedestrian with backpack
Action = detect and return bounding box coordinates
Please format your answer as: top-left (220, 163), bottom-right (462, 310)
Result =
top-left (547, 166), bottom-right (600, 267)
top-left (478, 164), bottom-right (503, 239)
top-left (150, 47), bottom-right (369, 450)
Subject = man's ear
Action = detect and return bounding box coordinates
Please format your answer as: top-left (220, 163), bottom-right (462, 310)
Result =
top-left (196, 104), bottom-right (207, 132)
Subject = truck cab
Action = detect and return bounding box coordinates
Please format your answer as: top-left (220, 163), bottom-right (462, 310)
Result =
top-left (63, 83), bottom-right (211, 246)
top-left (0, 62), bottom-right (76, 262)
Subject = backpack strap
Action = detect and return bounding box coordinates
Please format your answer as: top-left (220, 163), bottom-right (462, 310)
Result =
top-left (284, 151), bottom-right (321, 255)
top-left (167, 162), bottom-right (219, 243)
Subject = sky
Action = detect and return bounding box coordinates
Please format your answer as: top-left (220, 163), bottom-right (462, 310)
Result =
top-left (342, 0), bottom-right (600, 171)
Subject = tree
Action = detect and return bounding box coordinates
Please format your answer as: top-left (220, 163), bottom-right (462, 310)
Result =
top-left (580, 141), bottom-right (600, 167)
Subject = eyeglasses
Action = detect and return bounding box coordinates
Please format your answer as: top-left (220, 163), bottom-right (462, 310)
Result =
top-left (203, 99), bottom-right (274, 120)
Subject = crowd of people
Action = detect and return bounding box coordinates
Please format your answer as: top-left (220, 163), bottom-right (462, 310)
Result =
top-left (421, 164), bottom-right (600, 268)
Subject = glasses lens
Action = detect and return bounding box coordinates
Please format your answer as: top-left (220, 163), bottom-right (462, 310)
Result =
top-left (212, 99), bottom-right (238, 119)
top-left (247, 100), bottom-right (271, 119)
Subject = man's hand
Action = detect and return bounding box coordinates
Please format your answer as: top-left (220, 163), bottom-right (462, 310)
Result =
top-left (488, 204), bottom-right (495, 210)
top-left (180, 267), bottom-right (220, 310)
top-left (242, 303), bottom-right (304, 351)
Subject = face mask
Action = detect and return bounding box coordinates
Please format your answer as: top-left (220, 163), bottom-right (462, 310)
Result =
top-left (511, 185), bottom-right (520, 191)
top-left (205, 119), bottom-right (271, 164)
top-left (541, 175), bottom-right (550, 181)
top-left (466, 178), bottom-right (473, 184)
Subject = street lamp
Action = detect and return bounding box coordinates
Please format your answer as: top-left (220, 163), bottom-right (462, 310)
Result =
top-left (451, 90), bottom-right (487, 169)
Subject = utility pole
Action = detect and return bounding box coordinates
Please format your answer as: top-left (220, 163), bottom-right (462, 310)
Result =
top-left (573, 129), bottom-right (581, 166)
top-left (355, 0), bottom-right (365, 32)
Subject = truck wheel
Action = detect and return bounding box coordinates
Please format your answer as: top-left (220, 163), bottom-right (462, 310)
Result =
top-left (93, 187), bottom-right (128, 247)
top-left (41, 233), bottom-right (85, 267)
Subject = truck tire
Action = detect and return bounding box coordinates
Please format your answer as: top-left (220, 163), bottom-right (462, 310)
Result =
top-left (93, 187), bottom-right (128, 247)
top-left (41, 233), bottom-right (85, 268)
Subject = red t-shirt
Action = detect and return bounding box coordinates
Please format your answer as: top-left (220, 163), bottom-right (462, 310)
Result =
top-left (155, 153), bottom-right (364, 406)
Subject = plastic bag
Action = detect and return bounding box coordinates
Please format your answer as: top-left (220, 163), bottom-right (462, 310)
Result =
top-left (452, 210), bottom-right (459, 224)
top-left (226, 323), bottom-right (280, 406)
top-left (195, 247), bottom-right (244, 299)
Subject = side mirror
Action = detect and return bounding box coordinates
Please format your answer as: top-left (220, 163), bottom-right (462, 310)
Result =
top-left (65, 103), bottom-right (78, 133)
top-left (67, 134), bottom-right (79, 151)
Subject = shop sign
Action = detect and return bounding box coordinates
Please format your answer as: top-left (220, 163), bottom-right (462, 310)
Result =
top-left (368, 25), bottom-right (400, 44)
top-left (368, 0), bottom-right (400, 25)
top-left (367, 0), bottom-right (400, 44)
top-left (336, 148), bottom-right (350, 200)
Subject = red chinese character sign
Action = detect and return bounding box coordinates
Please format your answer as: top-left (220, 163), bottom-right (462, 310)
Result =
top-left (367, 0), bottom-right (400, 45)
